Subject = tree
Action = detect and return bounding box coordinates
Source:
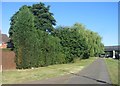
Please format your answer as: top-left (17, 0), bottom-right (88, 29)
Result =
top-left (9, 3), bottom-right (66, 68)
top-left (72, 23), bottom-right (90, 59)
top-left (9, 3), bottom-right (104, 69)
top-left (52, 26), bottom-right (86, 62)
top-left (12, 5), bottom-right (37, 69)
top-left (52, 23), bottom-right (104, 60)
top-left (9, 2), bottom-right (56, 40)
top-left (30, 2), bottom-right (56, 33)
top-left (9, 11), bottom-right (19, 38)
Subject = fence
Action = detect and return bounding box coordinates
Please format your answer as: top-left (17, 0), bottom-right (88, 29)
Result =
top-left (2, 50), bottom-right (16, 70)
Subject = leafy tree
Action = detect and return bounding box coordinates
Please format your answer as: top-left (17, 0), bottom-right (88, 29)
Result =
top-left (9, 12), bottom-right (19, 38)
top-left (44, 34), bottom-right (66, 65)
top-left (9, 2), bottom-right (56, 40)
top-left (9, 3), bottom-right (66, 69)
top-left (30, 2), bottom-right (56, 32)
top-left (52, 26), bottom-right (86, 62)
top-left (52, 23), bottom-right (104, 60)
top-left (9, 3), bottom-right (104, 69)
top-left (72, 23), bottom-right (90, 59)
top-left (12, 5), bottom-right (37, 69)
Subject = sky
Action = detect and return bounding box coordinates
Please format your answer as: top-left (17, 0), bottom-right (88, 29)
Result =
top-left (1, 2), bottom-right (118, 46)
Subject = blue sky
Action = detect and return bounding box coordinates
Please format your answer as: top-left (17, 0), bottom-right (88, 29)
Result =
top-left (1, 2), bottom-right (118, 46)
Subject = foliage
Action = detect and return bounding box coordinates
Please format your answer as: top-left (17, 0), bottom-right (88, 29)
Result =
top-left (9, 3), bottom-right (104, 69)
top-left (11, 5), bottom-right (37, 69)
top-left (52, 23), bottom-right (104, 61)
top-left (73, 23), bottom-right (104, 57)
top-left (37, 31), bottom-right (66, 66)
top-left (30, 2), bottom-right (56, 32)
top-left (9, 3), bottom-right (65, 69)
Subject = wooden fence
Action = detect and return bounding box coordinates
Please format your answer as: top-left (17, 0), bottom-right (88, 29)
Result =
top-left (2, 50), bottom-right (16, 70)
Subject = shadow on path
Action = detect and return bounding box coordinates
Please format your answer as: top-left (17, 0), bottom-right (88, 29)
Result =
top-left (70, 72), bottom-right (112, 85)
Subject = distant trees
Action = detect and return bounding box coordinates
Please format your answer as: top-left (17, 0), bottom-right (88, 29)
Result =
top-left (52, 23), bottom-right (104, 60)
top-left (9, 2), bottom-right (104, 69)
top-left (72, 23), bottom-right (104, 57)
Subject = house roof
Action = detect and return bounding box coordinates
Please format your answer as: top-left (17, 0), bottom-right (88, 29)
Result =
top-left (0, 34), bottom-right (10, 43)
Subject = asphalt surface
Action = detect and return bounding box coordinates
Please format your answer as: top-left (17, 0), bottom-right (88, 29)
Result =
top-left (24, 58), bottom-right (111, 85)
top-left (65, 58), bottom-right (111, 84)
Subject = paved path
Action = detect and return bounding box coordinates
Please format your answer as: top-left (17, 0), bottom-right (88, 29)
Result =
top-left (65, 58), bottom-right (111, 84)
top-left (24, 58), bottom-right (111, 84)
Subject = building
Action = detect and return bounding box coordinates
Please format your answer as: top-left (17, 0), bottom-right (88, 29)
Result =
top-left (0, 34), bottom-right (10, 48)
top-left (104, 45), bottom-right (120, 59)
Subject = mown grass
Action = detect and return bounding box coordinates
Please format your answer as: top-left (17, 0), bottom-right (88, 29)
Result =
top-left (105, 58), bottom-right (119, 85)
top-left (2, 57), bottom-right (97, 84)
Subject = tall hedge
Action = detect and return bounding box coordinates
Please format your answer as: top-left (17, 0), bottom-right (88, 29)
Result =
top-left (52, 23), bottom-right (104, 61)
top-left (11, 6), bottom-right (37, 69)
top-left (9, 3), bottom-right (104, 69)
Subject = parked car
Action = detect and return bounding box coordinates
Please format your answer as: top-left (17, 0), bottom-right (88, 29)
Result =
top-left (99, 54), bottom-right (105, 58)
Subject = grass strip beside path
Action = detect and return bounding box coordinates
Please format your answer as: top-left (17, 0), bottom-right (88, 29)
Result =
top-left (2, 57), bottom-right (97, 84)
top-left (105, 58), bottom-right (119, 85)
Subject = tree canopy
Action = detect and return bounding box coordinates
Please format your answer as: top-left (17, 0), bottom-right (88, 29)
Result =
top-left (52, 23), bottom-right (104, 60)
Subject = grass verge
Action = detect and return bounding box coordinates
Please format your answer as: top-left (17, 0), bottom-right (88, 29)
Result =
top-left (2, 57), bottom-right (97, 84)
top-left (105, 58), bottom-right (119, 85)
top-left (0, 71), bottom-right (1, 85)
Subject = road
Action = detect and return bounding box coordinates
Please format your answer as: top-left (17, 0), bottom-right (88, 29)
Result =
top-left (24, 58), bottom-right (111, 84)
